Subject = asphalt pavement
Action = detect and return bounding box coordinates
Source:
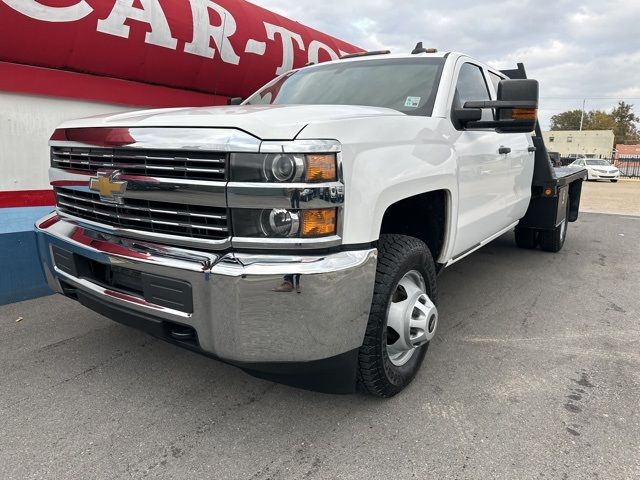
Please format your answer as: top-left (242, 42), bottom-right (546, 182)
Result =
top-left (1, 212), bottom-right (639, 479)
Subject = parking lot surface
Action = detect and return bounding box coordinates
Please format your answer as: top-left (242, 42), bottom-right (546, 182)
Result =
top-left (580, 179), bottom-right (640, 216)
top-left (1, 212), bottom-right (639, 479)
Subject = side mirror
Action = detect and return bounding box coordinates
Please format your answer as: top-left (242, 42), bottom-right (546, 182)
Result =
top-left (451, 107), bottom-right (482, 128)
top-left (227, 97), bottom-right (243, 105)
top-left (457, 79), bottom-right (539, 133)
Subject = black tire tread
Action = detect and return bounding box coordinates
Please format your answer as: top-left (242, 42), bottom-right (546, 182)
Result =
top-left (539, 227), bottom-right (564, 252)
top-left (357, 234), bottom-right (437, 397)
top-left (514, 227), bottom-right (538, 249)
top-left (539, 203), bottom-right (569, 253)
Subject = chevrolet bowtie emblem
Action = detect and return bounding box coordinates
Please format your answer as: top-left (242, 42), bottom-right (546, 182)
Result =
top-left (89, 170), bottom-right (127, 204)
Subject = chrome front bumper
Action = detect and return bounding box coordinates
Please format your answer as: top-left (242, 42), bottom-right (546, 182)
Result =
top-left (36, 213), bottom-right (377, 363)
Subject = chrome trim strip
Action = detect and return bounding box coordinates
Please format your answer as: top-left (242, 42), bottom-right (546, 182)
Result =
top-left (57, 201), bottom-right (227, 232)
top-left (54, 160), bottom-right (225, 175)
top-left (50, 127), bottom-right (261, 152)
top-left (51, 148), bottom-right (226, 178)
top-left (54, 266), bottom-right (192, 319)
top-left (37, 213), bottom-right (219, 270)
top-left (53, 151), bottom-right (226, 165)
top-left (215, 250), bottom-right (375, 275)
top-left (227, 182), bottom-right (344, 209)
top-left (55, 190), bottom-right (227, 220)
top-left (445, 220), bottom-right (520, 267)
top-left (56, 210), bottom-right (232, 251)
top-left (260, 139), bottom-right (341, 153)
top-left (50, 167), bottom-right (227, 208)
top-left (231, 235), bottom-right (343, 250)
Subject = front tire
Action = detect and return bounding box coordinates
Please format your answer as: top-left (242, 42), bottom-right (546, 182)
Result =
top-left (357, 234), bottom-right (438, 397)
top-left (611, 179), bottom-right (618, 183)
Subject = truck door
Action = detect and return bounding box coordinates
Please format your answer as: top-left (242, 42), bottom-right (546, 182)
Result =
top-left (450, 61), bottom-right (531, 256)
top-left (487, 70), bottom-right (535, 231)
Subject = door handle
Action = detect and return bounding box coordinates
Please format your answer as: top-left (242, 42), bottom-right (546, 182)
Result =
top-left (528, 146), bottom-right (537, 152)
top-left (498, 146), bottom-right (511, 154)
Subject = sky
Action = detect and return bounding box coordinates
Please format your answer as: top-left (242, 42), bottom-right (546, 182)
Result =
top-left (254, 0), bottom-right (640, 130)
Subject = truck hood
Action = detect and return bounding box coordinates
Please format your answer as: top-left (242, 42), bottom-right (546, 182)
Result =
top-left (57, 104), bottom-right (405, 140)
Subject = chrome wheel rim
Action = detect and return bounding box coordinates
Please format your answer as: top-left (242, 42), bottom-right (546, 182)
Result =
top-left (386, 270), bottom-right (438, 366)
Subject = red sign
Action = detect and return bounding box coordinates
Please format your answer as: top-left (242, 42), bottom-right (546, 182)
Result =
top-left (0, 0), bottom-right (362, 99)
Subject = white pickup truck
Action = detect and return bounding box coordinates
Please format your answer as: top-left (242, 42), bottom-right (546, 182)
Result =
top-left (36, 48), bottom-right (586, 397)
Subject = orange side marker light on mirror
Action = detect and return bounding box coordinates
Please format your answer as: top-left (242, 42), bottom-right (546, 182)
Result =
top-left (512, 108), bottom-right (538, 120)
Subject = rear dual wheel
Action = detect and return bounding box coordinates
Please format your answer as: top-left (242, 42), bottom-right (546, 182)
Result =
top-left (514, 227), bottom-right (538, 249)
top-left (357, 234), bottom-right (438, 397)
top-left (539, 213), bottom-right (568, 252)
top-left (515, 217), bottom-right (568, 253)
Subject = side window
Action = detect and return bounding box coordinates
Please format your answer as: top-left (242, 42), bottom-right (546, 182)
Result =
top-left (454, 63), bottom-right (492, 121)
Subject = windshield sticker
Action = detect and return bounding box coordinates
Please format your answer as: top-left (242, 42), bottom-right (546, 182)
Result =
top-left (404, 96), bottom-right (421, 108)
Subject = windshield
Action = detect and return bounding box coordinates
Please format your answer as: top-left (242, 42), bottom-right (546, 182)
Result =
top-left (244, 58), bottom-right (445, 116)
top-left (586, 160), bottom-right (610, 166)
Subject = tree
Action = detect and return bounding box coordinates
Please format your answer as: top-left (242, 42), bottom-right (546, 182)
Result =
top-left (588, 110), bottom-right (616, 131)
top-left (611, 101), bottom-right (640, 145)
top-left (550, 110), bottom-right (583, 131)
top-left (550, 101), bottom-right (640, 145)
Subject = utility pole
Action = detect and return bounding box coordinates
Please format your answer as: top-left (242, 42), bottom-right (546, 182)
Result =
top-left (579, 98), bottom-right (586, 131)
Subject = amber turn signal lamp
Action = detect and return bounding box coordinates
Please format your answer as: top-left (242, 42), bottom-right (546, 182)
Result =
top-left (512, 108), bottom-right (538, 120)
top-left (305, 154), bottom-right (337, 182)
top-left (543, 187), bottom-right (554, 196)
top-left (301, 209), bottom-right (337, 237)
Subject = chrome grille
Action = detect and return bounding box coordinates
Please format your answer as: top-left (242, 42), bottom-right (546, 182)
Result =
top-left (51, 147), bottom-right (227, 181)
top-left (54, 188), bottom-right (229, 240)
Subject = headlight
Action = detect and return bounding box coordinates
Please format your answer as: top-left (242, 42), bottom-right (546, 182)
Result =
top-left (231, 153), bottom-right (337, 183)
top-left (233, 208), bottom-right (337, 238)
top-left (263, 208), bottom-right (300, 237)
top-left (268, 154), bottom-right (302, 182)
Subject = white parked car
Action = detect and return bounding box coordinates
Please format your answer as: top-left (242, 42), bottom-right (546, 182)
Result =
top-left (571, 158), bottom-right (620, 182)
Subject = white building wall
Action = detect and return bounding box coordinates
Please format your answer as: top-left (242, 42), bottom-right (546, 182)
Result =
top-left (0, 92), bottom-right (130, 191)
top-left (542, 130), bottom-right (615, 159)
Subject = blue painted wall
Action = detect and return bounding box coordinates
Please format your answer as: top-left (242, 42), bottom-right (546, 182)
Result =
top-left (0, 206), bottom-right (55, 305)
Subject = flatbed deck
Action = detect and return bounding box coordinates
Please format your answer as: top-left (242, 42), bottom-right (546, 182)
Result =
top-left (554, 165), bottom-right (588, 186)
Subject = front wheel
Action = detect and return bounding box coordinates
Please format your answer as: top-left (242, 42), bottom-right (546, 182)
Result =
top-left (357, 234), bottom-right (438, 397)
top-left (611, 179), bottom-right (618, 183)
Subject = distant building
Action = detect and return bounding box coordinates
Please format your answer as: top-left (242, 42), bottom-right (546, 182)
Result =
top-left (614, 144), bottom-right (640, 178)
top-left (542, 130), bottom-right (615, 159)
